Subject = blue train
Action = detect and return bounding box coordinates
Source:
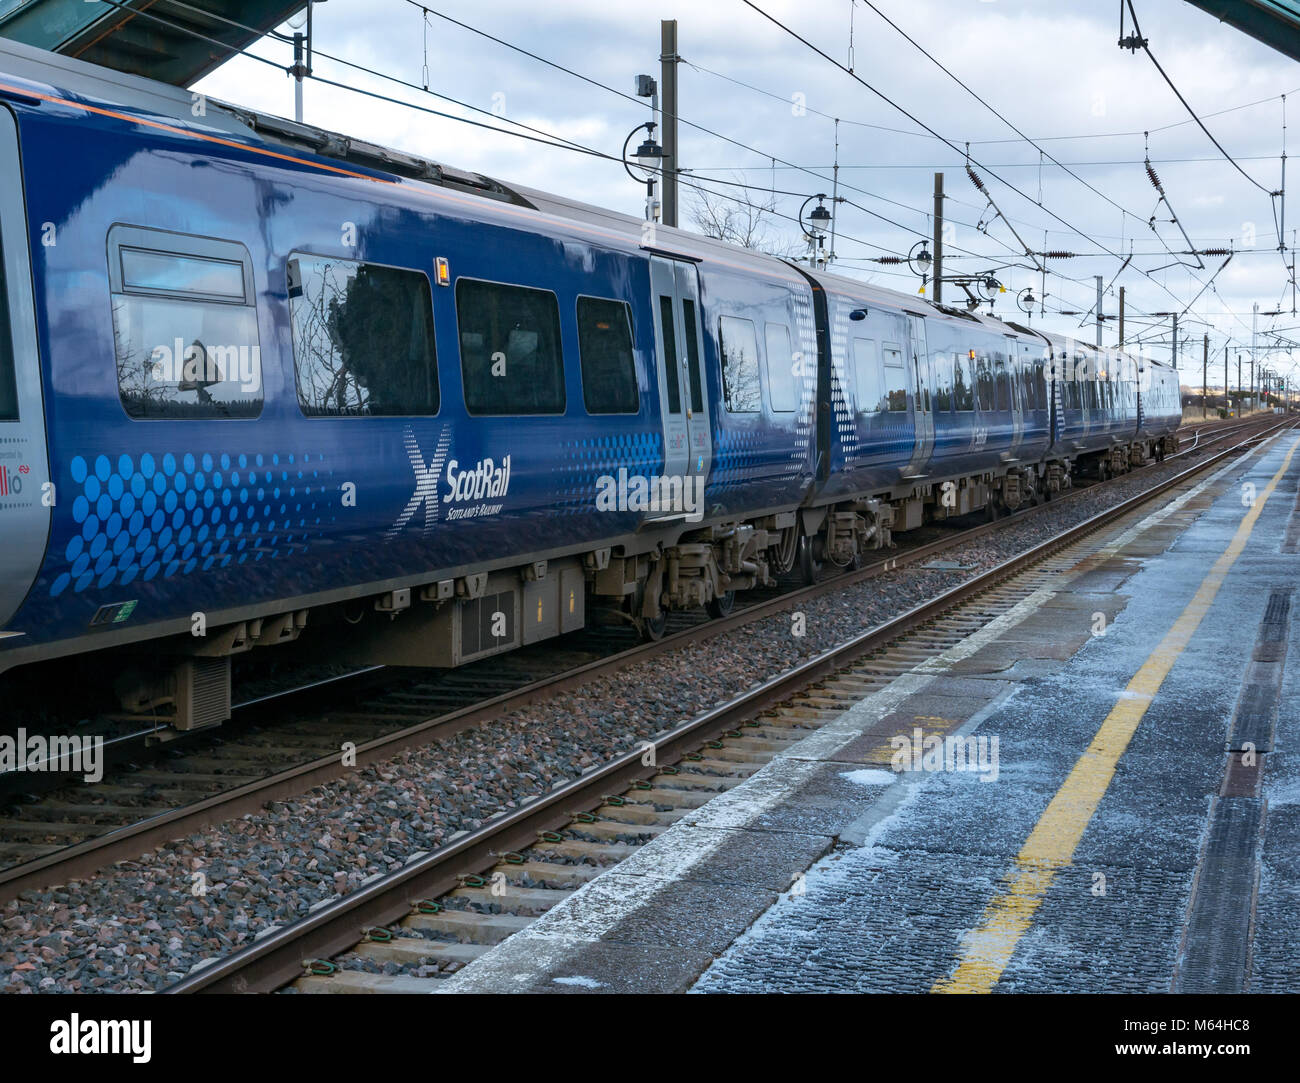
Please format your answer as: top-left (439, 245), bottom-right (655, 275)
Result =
top-left (0, 40), bottom-right (1181, 731)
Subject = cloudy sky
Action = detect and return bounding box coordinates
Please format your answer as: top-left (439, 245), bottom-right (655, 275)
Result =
top-left (194, 0), bottom-right (1300, 387)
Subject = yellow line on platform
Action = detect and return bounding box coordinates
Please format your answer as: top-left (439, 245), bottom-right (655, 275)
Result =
top-left (932, 435), bottom-right (1300, 994)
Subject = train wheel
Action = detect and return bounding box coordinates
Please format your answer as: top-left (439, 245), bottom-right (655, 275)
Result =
top-left (706, 590), bottom-right (736, 619)
top-left (798, 535), bottom-right (823, 585)
top-left (640, 612), bottom-right (668, 641)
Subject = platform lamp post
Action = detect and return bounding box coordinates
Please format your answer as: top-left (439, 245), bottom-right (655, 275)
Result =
top-left (799, 194), bottom-right (833, 268)
top-left (288, 1), bottom-right (326, 124)
top-left (624, 75), bottom-right (664, 224)
top-left (908, 240), bottom-right (932, 296)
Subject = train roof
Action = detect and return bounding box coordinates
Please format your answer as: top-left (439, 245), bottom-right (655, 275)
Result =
top-left (0, 35), bottom-right (1176, 378)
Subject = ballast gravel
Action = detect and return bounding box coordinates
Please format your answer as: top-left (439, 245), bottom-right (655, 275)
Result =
top-left (0, 436), bottom-right (1247, 991)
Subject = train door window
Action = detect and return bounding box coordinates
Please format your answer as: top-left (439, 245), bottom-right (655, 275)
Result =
top-left (109, 226), bottom-right (262, 419)
top-left (0, 223), bottom-right (16, 420)
top-left (289, 254), bottom-right (439, 416)
top-left (682, 298), bottom-right (705, 415)
top-left (953, 355), bottom-right (975, 411)
top-left (576, 296), bottom-right (638, 414)
top-left (906, 315), bottom-right (930, 411)
top-left (718, 315), bottom-right (761, 413)
top-left (883, 345), bottom-right (907, 411)
top-left (764, 322), bottom-right (799, 412)
top-left (1034, 361), bottom-right (1047, 409)
top-left (657, 296), bottom-right (682, 414)
top-left (851, 336), bottom-right (881, 414)
top-left (994, 359), bottom-right (1011, 411)
top-left (456, 279), bottom-right (564, 415)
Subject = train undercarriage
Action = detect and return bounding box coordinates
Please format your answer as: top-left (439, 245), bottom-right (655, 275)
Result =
top-left (52, 430), bottom-right (1182, 737)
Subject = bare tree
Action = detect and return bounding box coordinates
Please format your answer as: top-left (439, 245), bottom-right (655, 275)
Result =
top-left (687, 185), bottom-right (801, 258)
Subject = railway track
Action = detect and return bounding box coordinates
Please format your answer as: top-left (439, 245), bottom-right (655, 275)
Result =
top-left (0, 413), bottom-right (1277, 906)
top-left (152, 414), bottom-right (1294, 993)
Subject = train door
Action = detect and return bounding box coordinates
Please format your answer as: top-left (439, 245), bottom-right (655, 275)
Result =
top-left (649, 256), bottom-right (711, 492)
top-left (0, 106), bottom-right (50, 633)
top-left (904, 313), bottom-right (933, 474)
top-left (650, 257), bottom-right (689, 484)
top-left (675, 262), bottom-right (712, 484)
top-left (1005, 335), bottom-right (1024, 456)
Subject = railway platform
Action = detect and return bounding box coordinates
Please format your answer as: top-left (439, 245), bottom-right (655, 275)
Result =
top-left (440, 428), bottom-right (1300, 994)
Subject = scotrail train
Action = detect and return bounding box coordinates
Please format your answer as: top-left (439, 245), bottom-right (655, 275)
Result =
top-left (0, 39), bottom-right (1180, 732)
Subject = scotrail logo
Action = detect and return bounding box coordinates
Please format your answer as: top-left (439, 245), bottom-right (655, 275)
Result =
top-left (388, 426), bottom-right (511, 534)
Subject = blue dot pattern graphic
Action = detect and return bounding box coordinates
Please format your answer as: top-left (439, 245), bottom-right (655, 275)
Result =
top-left (554, 432), bottom-right (662, 515)
top-left (49, 450), bottom-right (335, 598)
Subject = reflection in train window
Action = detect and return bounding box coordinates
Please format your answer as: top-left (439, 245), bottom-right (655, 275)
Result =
top-left (719, 315), bottom-right (762, 413)
top-left (290, 254), bottom-right (439, 417)
top-left (953, 356), bottom-right (975, 411)
top-left (851, 337), bottom-right (882, 414)
top-left (765, 323), bottom-right (799, 412)
top-left (457, 279), bottom-right (564, 415)
top-left (883, 345), bottom-right (907, 411)
top-left (110, 227), bottom-right (262, 420)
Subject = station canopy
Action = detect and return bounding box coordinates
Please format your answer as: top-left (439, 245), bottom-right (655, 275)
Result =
top-left (0, 0), bottom-right (305, 87)
top-left (1183, 1), bottom-right (1300, 62)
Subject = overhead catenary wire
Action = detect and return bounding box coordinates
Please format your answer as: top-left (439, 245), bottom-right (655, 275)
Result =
top-left (738, 0), bottom-right (1265, 332)
top-left (88, 0), bottom-right (1287, 358)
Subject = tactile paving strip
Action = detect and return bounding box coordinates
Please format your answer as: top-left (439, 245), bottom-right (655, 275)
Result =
top-left (1227, 590), bottom-right (1290, 752)
top-left (1172, 797), bottom-right (1265, 993)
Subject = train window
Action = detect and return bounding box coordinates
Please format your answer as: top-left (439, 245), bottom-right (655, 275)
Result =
top-left (953, 356), bottom-right (975, 411)
top-left (975, 357), bottom-right (995, 412)
top-left (658, 296), bottom-right (682, 415)
top-left (576, 296), bottom-right (638, 415)
top-left (994, 359), bottom-right (1011, 411)
top-left (718, 315), bottom-right (762, 413)
top-left (931, 353), bottom-right (953, 412)
top-left (457, 279), bottom-right (564, 415)
top-left (1034, 361), bottom-right (1047, 409)
top-left (682, 299), bottom-right (705, 414)
top-left (765, 322), bottom-right (799, 412)
top-left (121, 249), bottom-right (246, 301)
top-left (108, 226), bottom-right (261, 420)
top-left (883, 345), bottom-right (907, 411)
top-left (1018, 363), bottom-right (1035, 411)
top-left (0, 223), bottom-right (16, 420)
top-left (851, 337), bottom-right (881, 414)
top-left (290, 255), bottom-right (439, 417)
